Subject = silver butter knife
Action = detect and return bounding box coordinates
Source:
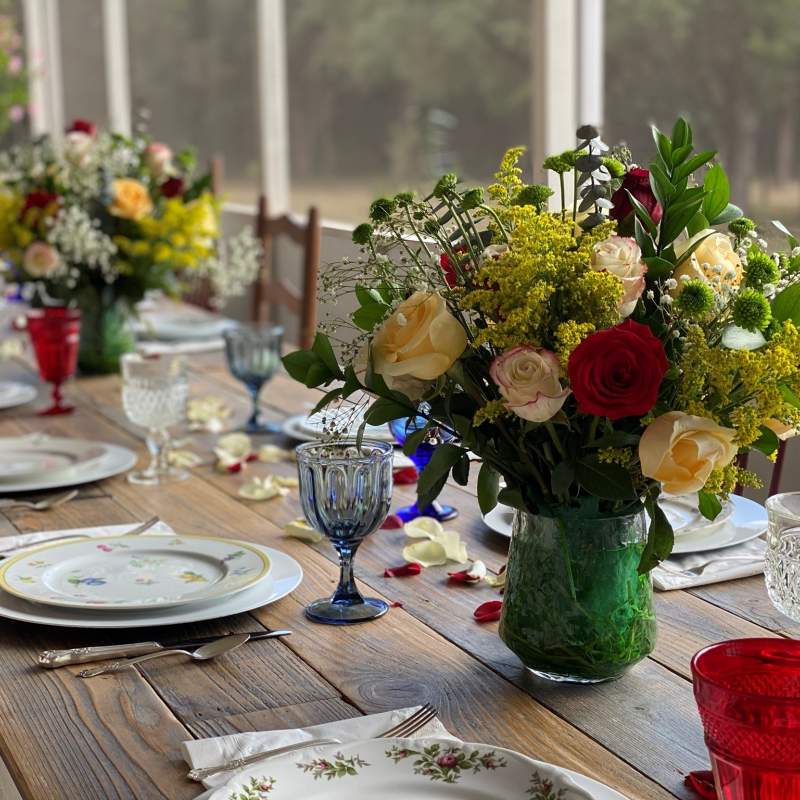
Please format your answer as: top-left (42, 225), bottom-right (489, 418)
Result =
top-left (38, 629), bottom-right (291, 668)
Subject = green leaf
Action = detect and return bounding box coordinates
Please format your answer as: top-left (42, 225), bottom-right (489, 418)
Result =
top-left (773, 283), bottom-right (800, 325)
top-left (355, 284), bottom-right (386, 307)
top-left (305, 361), bottom-right (331, 388)
top-left (670, 143), bottom-right (692, 166)
top-left (751, 425), bottom-right (780, 457)
top-left (651, 125), bottom-right (672, 167)
top-left (780, 384), bottom-right (800, 409)
top-left (417, 443), bottom-right (464, 509)
top-left (634, 217), bottom-right (656, 258)
top-left (710, 203), bottom-right (743, 226)
top-left (497, 486), bottom-right (526, 511)
top-left (660, 198), bottom-right (705, 247)
top-left (671, 117), bottom-right (690, 149)
top-left (587, 431), bottom-right (641, 448)
top-left (401, 425), bottom-right (431, 456)
top-left (773, 219), bottom-right (799, 249)
top-left (282, 349), bottom-right (320, 384)
top-left (686, 211), bottom-right (709, 237)
top-left (452, 453), bottom-right (470, 486)
top-left (643, 256), bottom-right (674, 279)
top-left (550, 460), bottom-right (574, 497)
top-left (698, 490), bottom-right (723, 521)
top-left (352, 302), bottom-right (390, 332)
top-left (364, 397), bottom-right (411, 425)
top-left (311, 333), bottom-right (342, 378)
top-left (575, 456), bottom-right (637, 501)
top-left (640, 495), bottom-right (674, 572)
top-left (626, 190), bottom-right (658, 238)
top-left (309, 387), bottom-right (343, 416)
top-left (701, 164), bottom-right (730, 223)
top-left (477, 462), bottom-right (500, 514)
top-left (673, 150), bottom-right (715, 182)
top-left (648, 166), bottom-right (672, 208)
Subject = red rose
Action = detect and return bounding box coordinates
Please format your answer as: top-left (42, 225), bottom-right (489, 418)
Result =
top-left (610, 167), bottom-right (662, 234)
top-left (439, 245), bottom-right (468, 288)
top-left (567, 319), bottom-right (668, 420)
top-left (22, 190), bottom-right (59, 216)
top-left (67, 118), bottom-right (96, 137)
top-left (160, 177), bottom-right (184, 198)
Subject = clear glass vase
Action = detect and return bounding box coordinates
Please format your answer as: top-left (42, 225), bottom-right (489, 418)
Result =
top-left (77, 294), bottom-right (135, 374)
top-left (499, 507), bottom-right (656, 683)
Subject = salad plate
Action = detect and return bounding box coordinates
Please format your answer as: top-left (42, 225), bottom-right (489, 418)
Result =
top-left (0, 534), bottom-right (270, 610)
top-left (0, 381), bottom-right (37, 410)
top-left (0, 435), bottom-right (106, 482)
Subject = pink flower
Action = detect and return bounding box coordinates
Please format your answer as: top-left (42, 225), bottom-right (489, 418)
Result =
top-left (145, 142), bottom-right (173, 177)
top-left (489, 346), bottom-right (570, 422)
top-left (7, 55), bottom-right (21, 74)
top-left (23, 241), bottom-right (61, 278)
top-left (8, 104), bottom-right (24, 123)
top-left (436, 754), bottom-right (458, 768)
top-left (590, 235), bottom-right (647, 317)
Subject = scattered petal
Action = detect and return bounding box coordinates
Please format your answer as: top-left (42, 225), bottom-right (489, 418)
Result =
top-left (392, 465), bottom-right (418, 485)
top-left (404, 517), bottom-right (445, 539)
top-left (384, 562), bottom-right (422, 578)
top-left (167, 448), bottom-right (203, 469)
top-left (485, 563), bottom-right (507, 589)
top-left (435, 530), bottom-right (468, 563)
top-left (216, 432), bottom-right (252, 460)
top-left (390, 600), bottom-right (404, 608)
top-left (283, 518), bottom-right (323, 543)
top-left (381, 514), bottom-right (404, 529)
top-left (188, 396), bottom-right (231, 433)
top-left (402, 540), bottom-right (448, 568)
top-left (273, 475), bottom-right (299, 488)
top-left (258, 444), bottom-right (295, 463)
top-left (216, 453), bottom-right (244, 473)
top-left (448, 560), bottom-right (487, 584)
top-left (239, 476), bottom-right (289, 501)
top-left (474, 600), bottom-right (503, 623)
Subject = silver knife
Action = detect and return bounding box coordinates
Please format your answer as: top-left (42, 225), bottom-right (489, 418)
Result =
top-left (37, 630), bottom-right (291, 668)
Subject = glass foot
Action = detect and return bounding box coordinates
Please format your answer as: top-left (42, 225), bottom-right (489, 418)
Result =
top-left (305, 597), bottom-right (389, 625)
top-left (37, 404), bottom-right (74, 416)
top-left (527, 667), bottom-right (622, 684)
top-left (396, 500), bottom-right (458, 523)
top-left (243, 418), bottom-right (282, 434)
top-left (127, 466), bottom-right (189, 486)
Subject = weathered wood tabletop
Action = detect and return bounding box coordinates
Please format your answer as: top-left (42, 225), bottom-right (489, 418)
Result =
top-left (0, 349), bottom-right (788, 800)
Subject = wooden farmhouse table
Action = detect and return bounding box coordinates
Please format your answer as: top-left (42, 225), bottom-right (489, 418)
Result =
top-left (0, 348), bottom-right (788, 800)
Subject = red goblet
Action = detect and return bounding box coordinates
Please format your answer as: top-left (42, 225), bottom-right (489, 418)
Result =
top-left (26, 307), bottom-right (80, 415)
top-left (692, 638), bottom-right (800, 799)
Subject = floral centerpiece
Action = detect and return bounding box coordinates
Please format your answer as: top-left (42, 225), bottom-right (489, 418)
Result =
top-left (284, 119), bottom-right (800, 682)
top-left (0, 118), bottom-right (261, 372)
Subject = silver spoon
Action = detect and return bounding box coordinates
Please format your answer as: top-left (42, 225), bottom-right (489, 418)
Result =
top-left (78, 633), bottom-right (251, 678)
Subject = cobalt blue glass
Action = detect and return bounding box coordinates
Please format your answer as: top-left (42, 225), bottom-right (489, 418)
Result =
top-left (223, 324), bottom-right (283, 434)
top-left (389, 416), bottom-right (458, 523)
top-left (296, 439), bottom-right (394, 624)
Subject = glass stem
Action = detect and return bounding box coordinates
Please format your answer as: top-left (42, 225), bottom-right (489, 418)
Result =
top-left (332, 542), bottom-right (364, 605)
top-left (247, 383), bottom-right (263, 428)
top-left (145, 428), bottom-right (168, 475)
top-left (51, 381), bottom-right (63, 410)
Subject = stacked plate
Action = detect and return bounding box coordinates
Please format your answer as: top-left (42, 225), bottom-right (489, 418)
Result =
top-left (282, 408), bottom-right (394, 443)
top-left (0, 381), bottom-right (37, 410)
top-left (0, 524), bottom-right (303, 629)
top-left (0, 434), bottom-right (137, 494)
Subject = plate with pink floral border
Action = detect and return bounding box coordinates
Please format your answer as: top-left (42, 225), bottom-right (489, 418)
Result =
top-left (210, 737), bottom-right (628, 799)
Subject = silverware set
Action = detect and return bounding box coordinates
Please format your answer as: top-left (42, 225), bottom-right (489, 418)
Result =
top-left (0, 489), bottom-right (78, 512)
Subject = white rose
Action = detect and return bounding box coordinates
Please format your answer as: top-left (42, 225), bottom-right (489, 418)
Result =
top-left (489, 345), bottom-right (570, 422)
top-left (673, 230), bottom-right (742, 296)
top-left (23, 242), bottom-right (61, 278)
top-left (63, 131), bottom-right (93, 167)
top-left (145, 142), bottom-right (173, 178)
top-left (591, 235), bottom-right (647, 317)
top-left (480, 243), bottom-right (509, 263)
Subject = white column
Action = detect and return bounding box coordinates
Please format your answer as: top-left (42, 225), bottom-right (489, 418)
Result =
top-left (577, 0), bottom-right (604, 129)
top-left (256, 0), bottom-right (290, 212)
top-left (531, 0), bottom-right (579, 202)
top-left (102, 0), bottom-right (131, 135)
top-left (22, 0), bottom-right (63, 139)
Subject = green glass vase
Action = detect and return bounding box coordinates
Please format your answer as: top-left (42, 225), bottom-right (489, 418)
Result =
top-left (499, 507), bottom-right (656, 683)
top-left (77, 296), bottom-right (135, 374)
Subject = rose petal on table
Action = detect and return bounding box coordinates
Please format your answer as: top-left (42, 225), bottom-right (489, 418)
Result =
top-left (384, 562), bottom-right (422, 578)
top-left (381, 514), bottom-right (404, 529)
top-left (684, 771), bottom-right (716, 799)
top-left (404, 517), bottom-right (445, 539)
top-left (435, 530), bottom-right (468, 563)
top-left (273, 475), bottom-right (299, 489)
top-left (239, 476), bottom-right (289, 501)
top-left (216, 432), bottom-right (253, 460)
top-left (258, 444), bottom-right (295, 463)
top-left (0, 339), bottom-right (23, 359)
top-left (402, 540), bottom-right (448, 567)
top-left (283, 518), bottom-right (323, 543)
top-left (448, 560), bottom-right (486, 583)
top-left (187, 396), bottom-right (230, 432)
top-left (215, 451), bottom-right (246, 473)
top-left (474, 600), bottom-right (503, 623)
top-left (167, 448), bottom-right (203, 468)
top-left (392, 466), bottom-right (418, 485)
top-left (390, 600), bottom-right (404, 608)
top-left (485, 563), bottom-right (507, 589)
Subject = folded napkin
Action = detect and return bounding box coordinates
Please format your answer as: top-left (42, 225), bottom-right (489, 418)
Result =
top-left (137, 338), bottom-right (224, 356)
top-left (182, 706), bottom-right (455, 797)
top-left (0, 521), bottom-right (176, 556)
top-left (653, 537), bottom-right (765, 591)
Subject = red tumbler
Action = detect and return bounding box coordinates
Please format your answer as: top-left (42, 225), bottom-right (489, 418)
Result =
top-left (26, 307), bottom-right (80, 415)
top-left (692, 638), bottom-right (800, 799)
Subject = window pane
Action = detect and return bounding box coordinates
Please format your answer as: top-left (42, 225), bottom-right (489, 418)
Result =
top-left (605, 0), bottom-right (798, 244)
top-left (286, 0), bottom-right (534, 222)
top-left (127, 0), bottom-right (260, 203)
top-left (59, 0), bottom-right (108, 127)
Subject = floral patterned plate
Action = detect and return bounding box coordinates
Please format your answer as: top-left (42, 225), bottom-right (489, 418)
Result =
top-left (0, 535), bottom-right (270, 611)
top-left (211, 737), bottom-right (628, 800)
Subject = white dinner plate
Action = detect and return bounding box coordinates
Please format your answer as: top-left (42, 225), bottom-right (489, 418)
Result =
top-left (281, 413), bottom-right (395, 444)
top-left (0, 537), bottom-right (302, 628)
top-left (136, 312), bottom-right (236, 342)
top-left (0, 439), bottom-right (136, 494)
top-left (0, 381), bottom-right (37, 410)
top-left (660, 494), bottom-right (734, 538)
top-left (211, 736), bottom-right (628, 800)
top-left (0, 435), bottom-right (106, 483)
top-left (0, 534), bottom-right (270, 611)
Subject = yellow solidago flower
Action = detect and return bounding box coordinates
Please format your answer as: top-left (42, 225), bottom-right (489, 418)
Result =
top-left (0, 192), bottom-right (22, 250)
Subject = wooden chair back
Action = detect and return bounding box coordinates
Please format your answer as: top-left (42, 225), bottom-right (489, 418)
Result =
top-left (252, 194), bottom-right (321, 350)
top-left (735, 442), bottom-right (789, 497)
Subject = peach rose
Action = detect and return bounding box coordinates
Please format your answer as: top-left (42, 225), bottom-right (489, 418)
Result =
top-left (109, 178), bottom-right (153, 221)
top-left (639, 411), bottom-right (737, 494)
top-left (372, 292), bottom-right (467, 389)
top-left (591, 235), bottom-right (647, 317)
top-left (673, 230), bottom-right (742, 296)
top-left (23, 241), bottom-right (61, 278)
top-left (490, 345), bottom-right (570, 422)
top-left (144, 142), bottom-right (173, 177)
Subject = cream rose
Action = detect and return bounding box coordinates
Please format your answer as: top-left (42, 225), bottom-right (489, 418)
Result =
top-left (490, 345), bottom-right (569, 422)
top-left (63, 131), bottom-right (93, 167)
top-left (23, 241), bottom-right (61, 278)
top-left (591, 235), bottom-right (647, 317)
top-left (639, 411), bottom-right (737, 494)
top-left (673, 230), bottom-right (742, 295)
top-left (144, 142), bottom-right (173, 177)
top-left (372, 292), bottom-right (467, 388)
top-left (110, 178), bottom-right (153, 221)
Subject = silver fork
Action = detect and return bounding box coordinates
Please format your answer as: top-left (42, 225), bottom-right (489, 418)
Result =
top-left (186, 703), bottom-right (438, 782)
top-left (658, 555), bottom-right (763, 577)
top-left (0, 489), bottom-right (78, 512)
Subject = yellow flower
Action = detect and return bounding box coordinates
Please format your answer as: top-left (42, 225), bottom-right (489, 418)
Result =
top-left (372, 292), bottom-right (467, 388)
top-left (110, 178), bottom-right (153, 221)
top-left (639, 411), bottom-right (738, 495)
top-left (673, 231), bottom-right (742, 295)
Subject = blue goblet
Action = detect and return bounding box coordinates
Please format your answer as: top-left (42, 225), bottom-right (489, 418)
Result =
top-left (297, 439), bottom-right (393, 624)
top-left (223, 324), bottom-right (283, 434)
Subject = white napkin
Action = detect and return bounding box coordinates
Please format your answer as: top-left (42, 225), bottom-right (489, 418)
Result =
top-left (182, 705), bottom-right (455, 797)
top-left (137, 338), bottom-right (224, 356)
top-left (0, 521), bottom-right (176, 556)
top-left (653, 537), bottom-right (765, 591)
